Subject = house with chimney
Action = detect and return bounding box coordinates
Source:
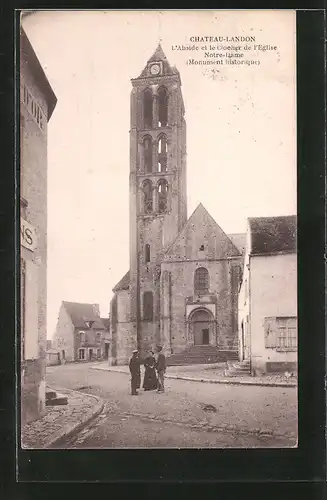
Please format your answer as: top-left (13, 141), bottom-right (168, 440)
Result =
top-left (52, 301), bottom-right (108, 362)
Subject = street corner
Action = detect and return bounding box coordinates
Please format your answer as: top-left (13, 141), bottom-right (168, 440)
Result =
top-left (22, 386), bottom-right (104, 449)
top-left (47, 387), bottom-right (105, 448)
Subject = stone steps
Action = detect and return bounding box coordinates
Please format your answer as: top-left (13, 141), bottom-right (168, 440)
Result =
top-left (167, 346), bottom-right (239, 366)
top-left (225, 360), bottom-right (251, 376)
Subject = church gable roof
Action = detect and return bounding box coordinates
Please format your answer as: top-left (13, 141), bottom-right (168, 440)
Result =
top-left (135, 43), bottom-right (179, 79)
top-left (164, 203), bottom-right (241, 262)
top-left (112, 270), bottom-right (130, 292)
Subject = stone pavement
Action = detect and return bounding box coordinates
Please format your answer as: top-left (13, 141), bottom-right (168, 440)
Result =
top-left (21, 386), bottom-right (104, 449)
top-left (46, 363), bottom-right (298, 445)
top-left (91, 361), bottom-right (297, 388)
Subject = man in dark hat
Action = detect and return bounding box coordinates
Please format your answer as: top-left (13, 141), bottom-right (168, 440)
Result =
top-left (155, 345), bottom-right (166, 393)
top-left (129, 350), bottom-right (141, 395)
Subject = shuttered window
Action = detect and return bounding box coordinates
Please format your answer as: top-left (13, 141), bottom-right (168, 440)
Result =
top-left (264, 317), bottom-right (297, 349)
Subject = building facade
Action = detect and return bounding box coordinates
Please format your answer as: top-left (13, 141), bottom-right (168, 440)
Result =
top-left (238, 216), bottom-right (297, 374)
top-left (52, 301), bottom-right (108, 362)
top-left (20, 27), bottom-right (57, 425)
top-left (109, 44), bottom-right (245, 365)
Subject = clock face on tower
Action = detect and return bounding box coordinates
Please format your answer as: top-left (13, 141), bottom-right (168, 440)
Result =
top-left (150, 63), bottom-right (161, 75)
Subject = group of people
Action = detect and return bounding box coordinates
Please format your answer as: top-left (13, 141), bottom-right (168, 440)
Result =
top-left (129, 345), bottom-right (166, 395)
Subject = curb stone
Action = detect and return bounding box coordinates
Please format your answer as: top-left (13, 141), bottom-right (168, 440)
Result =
top-left (168, 374), bottom-right (296, 388)
top-left (91, 366), bottom-right (296, 388)
top-left (46, 387), bottom-right (104, 448)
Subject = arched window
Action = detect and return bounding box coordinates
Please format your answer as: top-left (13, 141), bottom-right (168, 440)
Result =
top-left (143, 136), bottom-right (152, 173)
top-left (158, 87), bottom-right (168, 127)
top-left (157, 135), bottom-right (167, 172)
top-left (158, 179), bottom-right (168, 213)
top-left (143, 88), bottom-right (153, 128)
top-left (79, 331), bottom-right (86, 343)
top-left (143, 180), bottom-right (153, 213)
top-left (145, 244), bottom-right (150, 263)
top-left (143, 291), bottom-right (153, 321)
top-left (194, 267), bottom-right (209, 295)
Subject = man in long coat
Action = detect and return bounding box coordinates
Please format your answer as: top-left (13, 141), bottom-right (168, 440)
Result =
top-left (129, 350), bottom-right (141, 395)
top-left (155, 345), bottom-right (166, 393)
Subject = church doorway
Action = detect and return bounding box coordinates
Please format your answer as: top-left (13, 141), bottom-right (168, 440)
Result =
top-left (202, 329), bottom-right (209, 345)
top-left (190, 309), bottom-right (214, 346)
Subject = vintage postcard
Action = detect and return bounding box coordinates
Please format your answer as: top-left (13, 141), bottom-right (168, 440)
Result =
top-left (20, 10), bottom-right (297, 450)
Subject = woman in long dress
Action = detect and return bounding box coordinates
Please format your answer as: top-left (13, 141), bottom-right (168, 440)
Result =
top-left (143, 351), bottom-right (158, 391)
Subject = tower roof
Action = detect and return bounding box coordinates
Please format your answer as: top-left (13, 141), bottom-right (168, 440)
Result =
top-left (134, 43), bottom-right (179, 80)
top-left (148, 43), bottom-right (167, 63)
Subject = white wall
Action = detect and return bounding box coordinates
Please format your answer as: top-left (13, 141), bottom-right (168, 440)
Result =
top-left (250, 253), bottom-right (297, 368)
top-left (52, 304), bottom-right (75, 361)
top-left (237, 221), bottom-right (251, 361)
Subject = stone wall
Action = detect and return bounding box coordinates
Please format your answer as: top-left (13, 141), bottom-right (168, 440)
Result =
top-left (160, 258), bottom-right (241, 353)
top-left (20, 49), bottom-right (50, 424)
top-left (114, 289), bottom-right (136, 365)
top-left (250, 253), bottom-right (297, 374)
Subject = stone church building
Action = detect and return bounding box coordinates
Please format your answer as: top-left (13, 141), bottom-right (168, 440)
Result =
top-left (109, 44), bottom-right (244, 365)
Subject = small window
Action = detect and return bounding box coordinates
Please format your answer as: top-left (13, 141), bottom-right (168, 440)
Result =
top-left (143, 136), bottom-right (153, 173)
top-left (158, 179), bottom-right (168, 213)
top-left (143, 291), bottom-right (153, 321)
top-left (143, 180), bottom-right (153, 213)
top-left (194, 267), bottom-right (209, 295)
top-left (157, 135), bottom-right (167, 172)
top-left (78, 348), bottom-right (85, 360)
top-left (145, 244), bottom-right (150, 263)
top-left (96, 332), bottom-right (101, 342)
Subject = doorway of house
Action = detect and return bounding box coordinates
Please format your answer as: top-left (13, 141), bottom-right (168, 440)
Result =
top-left (104, 343), bottom-right (109, 359)
top-left (88, 348), bottom-right (93, 360)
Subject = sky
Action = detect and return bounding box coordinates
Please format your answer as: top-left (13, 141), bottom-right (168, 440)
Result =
top-left (22, 10), bottom-right (296, 338)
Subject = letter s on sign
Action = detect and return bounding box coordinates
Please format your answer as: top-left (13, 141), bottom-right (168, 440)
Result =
top-left (24, 228), bottom-right (33, 246)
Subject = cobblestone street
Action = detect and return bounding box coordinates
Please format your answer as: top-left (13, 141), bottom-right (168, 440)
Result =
top-left (46, 363), bottom-right (297, 448)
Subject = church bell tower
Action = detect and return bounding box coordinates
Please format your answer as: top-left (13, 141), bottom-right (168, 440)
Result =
top-left (129, 43), bottom-right (187, 355)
